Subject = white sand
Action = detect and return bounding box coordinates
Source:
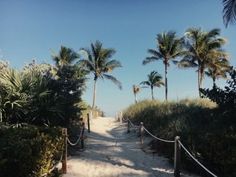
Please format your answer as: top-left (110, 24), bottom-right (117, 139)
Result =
top-left (63, 117), bottom-right (197, 177)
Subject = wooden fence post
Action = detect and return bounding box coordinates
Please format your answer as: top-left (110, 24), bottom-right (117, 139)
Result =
top-left (81, 122), bottom-right (85, 149)
top-left (174, 136), bottom-right (181, 177)
top-left (140, 122), bottom-right (144, 145)
top-left (87, 113), bottom-right (90, 133)
top-left (62, 128), bottom-right (67, 174)
top-left (127, 120), bottom-right (130, 133)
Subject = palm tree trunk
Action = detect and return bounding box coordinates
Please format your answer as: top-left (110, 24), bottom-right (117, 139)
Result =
top-left (199, 67), bottom-right (204, 97)
top-left (213, 77), bottom-right (216, 88)
top-left (92, 79), bottom-right (97, 109)
top-left (198, 68), bottom-right (201, 97)
top-left (164, 62), bottom-right (168, 101)
top-left (134, 93), bottom-right (137, 104)
top-left (151, 87), bottom-right (154, 100)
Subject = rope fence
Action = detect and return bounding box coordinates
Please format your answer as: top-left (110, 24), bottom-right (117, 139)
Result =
top-left (39, 113), bottom-right (92, 176)
top-left (61, 120), bottom-right (87, 175)
top-left (143, 126), bottom-right (175, 143)
top-left (123, 115), bottom-right (218, 177)
top-left (178, 141), bottom-right (217, 177)
top-left (67, 128), bottom-right (84, 146)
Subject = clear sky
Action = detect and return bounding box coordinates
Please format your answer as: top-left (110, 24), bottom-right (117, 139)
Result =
top-left (0, 0), bottom-right (235, 116)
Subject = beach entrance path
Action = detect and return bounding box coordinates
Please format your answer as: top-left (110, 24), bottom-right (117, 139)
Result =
top-left (63, 117), bottom-right (196, 177)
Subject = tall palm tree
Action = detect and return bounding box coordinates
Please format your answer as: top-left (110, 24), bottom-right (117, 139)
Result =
top-left (179, 28), bottom-right (228, 96)
top-left (140, 71), bottom-right (164, 100)
top-left (222, 0), bottom-right (236, 27)
top-left (205, 57), bottom-right (230, 87)
top-left (132, 85), bottom-right (140, 103)
top-left (52, 46), bottom-right (79, 68)
top-left (143, 31), bottom-right (184, 100)
top-left (51, 46), bottom-right (86, 127)
top-left (79, 41), bottom-right (122, 109)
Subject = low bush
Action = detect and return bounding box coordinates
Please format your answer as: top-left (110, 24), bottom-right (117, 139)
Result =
top-left (0, 124), bottom-right (64, 177)
top-left (123, 99), bottom-right (235, 177)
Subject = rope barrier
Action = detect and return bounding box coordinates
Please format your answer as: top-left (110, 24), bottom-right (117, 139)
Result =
top-left (126, 117), bottom-right (174, 143)
top-left (67, 128), bottom-right (83, 146)
top-left (178, 140), bottom-right (217, 177)
top-left (121, 113), bottom-right (218, 177)
top-left (143, 126), bottom-right (175, 143)
top-left (127, 118), bottom-right (139, 129)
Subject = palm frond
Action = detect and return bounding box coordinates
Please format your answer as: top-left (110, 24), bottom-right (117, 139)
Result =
top-left (207, 28), bottom-right (220, 38)
top-left (143, 56), bottom-right (160, 65)
top-left (103, 74), bottom-right (122, 89)
top-left (178, 57), bottom-right (198, 68)
top-left (104, 60), bottom-right (122, 72)
top-left (147, 49), bottom-right (163, 58)
top-left (140, 81), bottom-right (151, 86)
top-left (78, 59), bottom-right (95, 72)
top-left (223, 0), bottom-right (236, 27)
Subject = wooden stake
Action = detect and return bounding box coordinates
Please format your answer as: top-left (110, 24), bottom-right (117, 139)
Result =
top-left (81, 122), bottom-right (85, 149)
top-left (62, 128), bottom-right (67, 174)
top-left (87, 113), bottom-right (90, 133)
top-left (174, 136), bottom-right (181, 177)
top-left (140, 122), bottom-right (144, 145)
top-left (127, 120), bottom-right (130, 133)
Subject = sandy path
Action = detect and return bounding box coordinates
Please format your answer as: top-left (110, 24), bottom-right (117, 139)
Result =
top-left (63, 117), bottom-right (197, 177)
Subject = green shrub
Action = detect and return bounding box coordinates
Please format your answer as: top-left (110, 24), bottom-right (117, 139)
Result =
top-left (123, 99), bottom-right (236, 177)
top-left (0, 125), bottom-right (64, 177)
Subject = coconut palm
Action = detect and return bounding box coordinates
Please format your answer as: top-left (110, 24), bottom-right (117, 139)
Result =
top-left (132, 85), bottom-right (140, 103)
top-left (205, 57), bottom-right (230, 87)
top-left (79, 41), bottom-right (122, 109)
top-left (179, 28), bottom-right (228, 96)
top-left (222, 0), bottom-right (236, 27)
top-left (140, 71), bottom-right (164, 100)
top-left (52, 46), bottom-right (86, 127)
top-left (52, 46), bottom-right (79, 68)
top-left (143, 31), bottom-right (184, 100)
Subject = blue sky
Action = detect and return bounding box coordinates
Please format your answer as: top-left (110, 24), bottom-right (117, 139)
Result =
top-left (0, 0), bottom-right (235, 116)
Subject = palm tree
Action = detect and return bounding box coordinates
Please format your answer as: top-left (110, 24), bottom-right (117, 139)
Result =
top-left (52, 46), bottom-right (79, 68)
top-left (79, 41), bottom-right (122, 109)
top-left (179, 28), bottom-right (228, 96)
top-left (143, 31), bottom-right (184, 100)
top-left (140, 71), bottom-right (164, 100)
top-left (132, 85), bottom-right (140, 103)
top-left (51, 46), bottom-right (86, 127)
top-left (205, 57), bottom-right (230, 87)
top-left (222, 0), bottom-right (236, 27)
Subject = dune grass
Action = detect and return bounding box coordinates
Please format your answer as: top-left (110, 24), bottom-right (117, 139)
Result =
top-left (123, 99), bottom-right (235, 177)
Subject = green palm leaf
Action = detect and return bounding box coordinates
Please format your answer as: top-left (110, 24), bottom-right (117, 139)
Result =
top-left (222, 0), bottom-right (236, 27)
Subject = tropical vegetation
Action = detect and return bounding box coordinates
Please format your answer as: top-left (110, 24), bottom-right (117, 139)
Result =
top-left (143, 31), bottom-right (184, 100)
top-left (180, 28), bottom-right (228, 96)
top-left (132, 85), bottom-right (140, 103)
top-left (205, 57), bottom-right (231, 87)
top-left (0, 46), bottom-right (87, 177)
top-left (0, 125), bottom-right (63, 177)
top-left (0, 23), bottom-right (235, 177)
top-left (0, 46), bottom-right (86, 127)
top-left (79, 40), bottom-right (122, 109)
top-left (140, 71), bottom-right (164, 100)
top-left (123, 97), bottom-right (235, 176)
top-left (222, 0), bottom-right (236, 27)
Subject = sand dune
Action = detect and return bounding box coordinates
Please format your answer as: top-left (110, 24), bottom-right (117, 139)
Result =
top-left (63, 117), bottom-right (197, 177)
